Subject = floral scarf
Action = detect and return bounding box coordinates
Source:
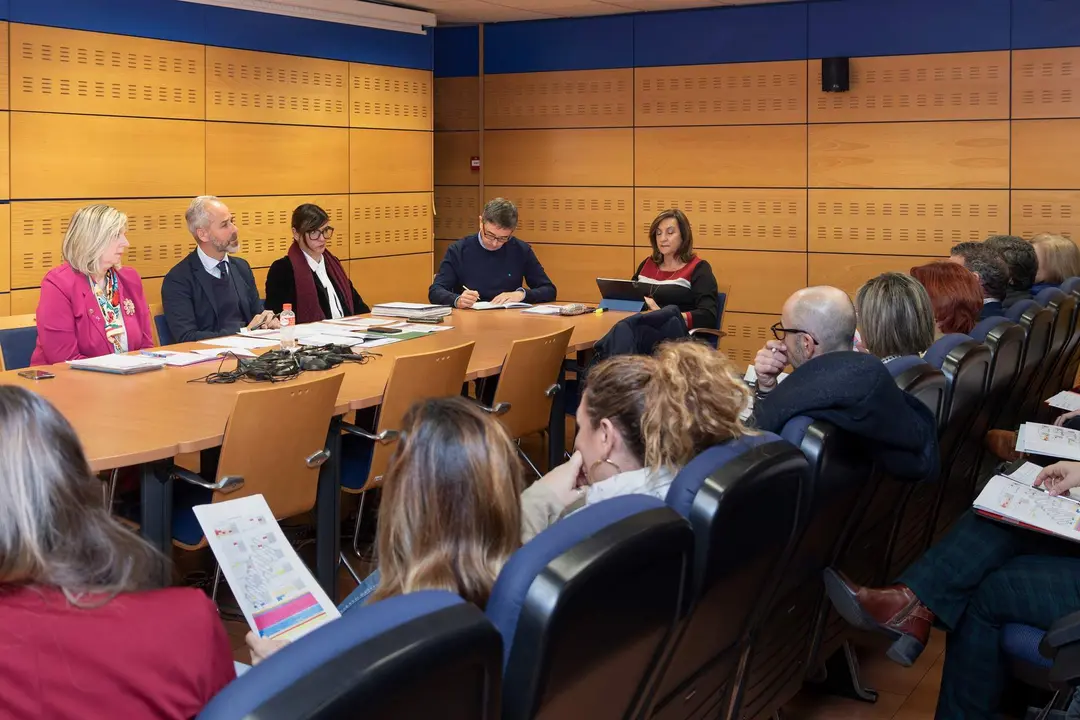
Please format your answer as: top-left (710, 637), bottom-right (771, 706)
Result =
top-left (89, 269), bottom-right (128, 355)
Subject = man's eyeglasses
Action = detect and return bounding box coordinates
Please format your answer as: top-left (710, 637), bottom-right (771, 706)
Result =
top-left (481, 227), bottom-right (513, 244)
top-left (770, 322), bottom-right (819, 345)
top-left (309, 226), bottom-right (335, 240)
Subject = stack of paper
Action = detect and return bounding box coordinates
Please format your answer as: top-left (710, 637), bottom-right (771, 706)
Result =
top-left (200, 336), bottom-right (280, 350)
top-left (1047, 390), bottom-right (1080, 412)
top-left (522, 305), bottom-right (570, 316)
top-left (370, 302), bottom-right (452, 321)
top-left (1015, 422), bottom-right (1080, 461)
top-left (68, 354), bottom-right (166, 375)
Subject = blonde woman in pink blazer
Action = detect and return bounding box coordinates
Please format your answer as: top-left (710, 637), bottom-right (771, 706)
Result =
top-left (31, 205), bottom-right (154, 366)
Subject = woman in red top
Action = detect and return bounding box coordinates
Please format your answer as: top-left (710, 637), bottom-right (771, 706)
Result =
top-left (632, 209), bottom-right (720, 331)
top-left (0, 386), bottom-right (234, 720)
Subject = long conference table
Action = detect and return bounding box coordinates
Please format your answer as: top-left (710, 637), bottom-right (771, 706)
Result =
top-left (3, 307), bottom-right (630, 597)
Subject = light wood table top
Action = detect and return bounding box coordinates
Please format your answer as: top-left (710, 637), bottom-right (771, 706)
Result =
top-left (3, 309), bottom-right (628, 472)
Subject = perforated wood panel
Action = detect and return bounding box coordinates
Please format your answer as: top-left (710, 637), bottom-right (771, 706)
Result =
top-left (434, 131), bottom-right (479, 186)
top-left (349, 254), bottom-right (432, 305)
top-left (1012, 119), bottom-right (1080, 189)
top-left (10, 199), bottom-right (195, 289)
top-left (351, 129), bottom-right (433, 193)
top-left (808, 253), bottom-right (946, 297)
top-left (11, 112), bottom-right (204, 199)
top-left (350, 63), bottom-right (431, 131)
top-left (350, 192), bottom-right (432, 259)
top-left (636, 60), bottom-right (806, 127)
top-left (809, 52), bottom-right (1009, 123)
top-left (12, 276), bottom-right (165, 315)
top-left (0, 204), bottom-right (10, 293)
top-left (486, 129), bottom-right (633, 187)
top-left (532, 245), bottom-right (634, 302)
top-left (722, 312), bottom-right (781, 368)
top-left (1013, 48), bottom-right (1080, 119)
top-left (435, 76), bottom-right (479, 131)
top-left (635, 126), bottom-right (806, 188)
top-left (0, 112), bottom-right (8, 200)
top-left (485, 186), bottom-right (633, 246)
top-left (485, 69), bottom-right (632, 129)
top-left (635, 188), bottom-right (806, 252)
top-left (809, 189), bottom-right (1009, 255)
top-left (434, 186), bottom-right (480, 241)
top-left (11, 24), bottom-right (202, 119)
top-left (206, 47), bottom-right (347, 127)
top-left (1012, 190), bottom-right (1080, 242)
top-left (205, 123), bottom-right (349, 197)
top-left (219, 195), bottom-right (350, 270)
top-left (808, 121), bottom-right (1009, 189)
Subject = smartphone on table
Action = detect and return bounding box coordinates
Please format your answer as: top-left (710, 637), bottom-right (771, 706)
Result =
top-left (18, 370), bottom-right (55, 380)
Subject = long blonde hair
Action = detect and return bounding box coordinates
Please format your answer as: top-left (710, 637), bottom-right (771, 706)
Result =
top-left (1030, 233), bottom-right (1080, 284)
top-left (370, 396), bottom-right (523, 608)
top-left (0, 386), bottom-right (165, 604)
top-left (62, 204), bottom-right (128, 276)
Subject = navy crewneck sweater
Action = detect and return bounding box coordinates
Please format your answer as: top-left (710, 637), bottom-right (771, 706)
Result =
top-left (428, 234), bottom-right (557, 306)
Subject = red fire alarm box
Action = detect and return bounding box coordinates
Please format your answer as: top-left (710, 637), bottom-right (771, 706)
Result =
top-left (470, 156), bottom-right (480, 171)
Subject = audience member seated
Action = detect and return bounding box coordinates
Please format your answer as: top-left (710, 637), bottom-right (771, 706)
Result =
top-left (752, 286), bottom-right (938, 480)
top-left (948, 242), bottom-right (1010, 319)
top-left (520, 340), bottom-right (748, 542)
top-left (264, 203), bottom-right (370, 321)
top-left (1029, 232), bottom-right (1080, 293)
top-left (428, 198), bottom-right (556, 308)
top-left (248, 396), bottom-right (522, 663)
top-left (0, 386), bottom-right (234, 717)
top-left (31, 205), bottom-right (154, 365)
top-left (824, 461), bottom-right (1080, 720)
top-left (162, 196), bottom-right (279, 343)
top-left (631, 209), bottom-right (719, 330)
top-left (910, 261), bottom-right (983, 336)
top-left (854, 272), bottom-right (936, 363)
top-left (984, 234), bottom-right (1039, 309)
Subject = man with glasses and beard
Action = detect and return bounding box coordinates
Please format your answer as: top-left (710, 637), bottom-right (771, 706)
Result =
top-left (162, 195), bottom-right (278, 343)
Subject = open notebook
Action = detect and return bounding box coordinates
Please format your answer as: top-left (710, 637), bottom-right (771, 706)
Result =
top-left (471, 301), bottom-right (532, 310)
top-left (974, 470), bottom-right (1080, 544)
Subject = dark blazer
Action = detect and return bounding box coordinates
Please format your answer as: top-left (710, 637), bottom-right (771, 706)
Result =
top-left (1003, 288), bottom-right (1031, 310)
top-left (162, 250), bottom-right (263, 343)
top-left (980, 300), bottom-right (1005, 320)
top-left (263, 257), bottom-right (370, 318)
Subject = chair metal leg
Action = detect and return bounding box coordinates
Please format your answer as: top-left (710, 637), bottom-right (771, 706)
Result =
top-left (516, 442), bottom-right (543, 479)
top-left (211, 564), bottom-right (222, 604)
top-left (101, 468), bottom-right (119, 512)
top-left (1034, 691), bottom-right (1061, 720)
top-left (351, 491), bottom-right (367, 558)
top-left (340, 551), bottom-right (363, 585)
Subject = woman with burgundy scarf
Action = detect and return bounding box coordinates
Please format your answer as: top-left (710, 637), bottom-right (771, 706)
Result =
top-left (264, 204), bottom-right (370, 322)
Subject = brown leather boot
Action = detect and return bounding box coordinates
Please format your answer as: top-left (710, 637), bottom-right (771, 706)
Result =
top-left (822, 568), bottom-right (935, 667)
top-left (985, 429), bottom-right (1021, 463)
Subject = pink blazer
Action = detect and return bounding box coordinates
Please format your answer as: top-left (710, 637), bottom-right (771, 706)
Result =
top-left (31, 264), bottom-right (154, 366)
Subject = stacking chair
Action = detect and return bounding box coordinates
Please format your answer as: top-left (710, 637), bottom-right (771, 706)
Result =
top-left (198, 591), bottom-right (503, 720)
top-left (999, 301), bottom-right (1054, 432)
top-left (476, 327), bottom-right (574, 477)
top-left (149, 303), bottom-right (173, 347)
top-left (642, 435), bottom-right (806, 720)
top-left (0, 314), bottom-right (38, 371)
top-left (339, 342), bottom-right (475, 578)
top-left (487, 495), bottom-right (693, 720)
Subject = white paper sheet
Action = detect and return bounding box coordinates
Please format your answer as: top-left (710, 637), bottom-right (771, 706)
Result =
top-left (67, 354), bottom-right (166, 372)
top-left (1017, 422), bottom-right (1080, 461)
top-left (191, 347), bottom-right (257, 359)
top-left (391, 323), bottom-right (452, 333)
top-left (521, 305), bottom-right (568, 315)
top-left (199, 336), bottom-right (281, 350)
top-left (1046, 391), bottom-right (1080, 412)
top-left (1006, 461), bottom-right (1080, 500)
top-left (193, 495), bottom-right (340, 642)
top-left (974, 474), bottom-right (1080, 543)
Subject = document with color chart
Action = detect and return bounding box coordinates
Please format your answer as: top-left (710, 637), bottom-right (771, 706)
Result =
top-left (1015, 422), bottom-right (1080, 461)
top-left (193, 494), bottom-right (340, 642)
top-left (973, 474), bottom-right (1080, 544)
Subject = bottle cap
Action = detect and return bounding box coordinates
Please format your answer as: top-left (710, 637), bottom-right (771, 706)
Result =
top-left (283, 303), bottom-right (292, 311)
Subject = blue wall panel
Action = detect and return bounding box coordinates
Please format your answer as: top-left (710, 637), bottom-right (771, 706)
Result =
top-left (634, 3), bottom-right (808, 67)
top-left (808, 0), bottom-right (1011, 58)
top-left (9, 0), bottom-right (433, 69)
top-left (485, 15), bottom-right (633, 74)
top-left (435, 26), bottom-right (480, 77)
top-left (1012, 0), bottom-right (1080, 49)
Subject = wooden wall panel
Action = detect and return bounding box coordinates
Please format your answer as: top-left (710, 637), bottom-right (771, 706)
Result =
top-left (0, 205), bottom-right (10, 293)
top-left (808, 121), bottom-right (1009, 189)
top-left (1013, 48), bottom-right (1080, 120)
top-left (809, 189), bottom-right (1009, 255)
top-left (0, 295), bottom-right (11, 317)
top-left (221, 195), bottom-right (350, 270)
top-left (206, 47), bottom-right (347, 127)
top-left (350, 192), bottom-right (432, 259)
top-left (11, 24), bottom-right (203, 119)
top-left (12, 275), bottom-right (165, 316)
top-left (11, 112), bottom-right (203, 199)
top-left (434, 131), bottom-right (479, 186)
top-left (0, 23), bottom-right (11, 110)
top-left (635, 188), bottom-right (806, 252)
top-left (808, 253), bottom-right (946, 297)
top-left (434, 76), bottom-right (479, 131)
top-left (351, 129), bottom-right (433, 193)
top-left (636, 60), bottom-right (806, 126)
top-left (485, 186), bottom-right (634, 246)
top-left (206, 123), bottom-right (349, 197)
top-left (722, 312), bottom-right (780, 368)
top-left (434, 186), bottom-right (480, 240)
top-left (0, 112), bottom-right (8, 200)
top-left (485, 69), bottom-right (633, 129)
top-left (809, 52), bottom-right (1009, 123)
top-left (485, 129), bottom-right (633, 187)
top-left (350, 254), bottom-right (432, 304)
top-left (1012, 190), bottom-right (1080, 241)
top-left (532, 245), bottom-right (635, 302)
top-left (1012, 119), bottom-right (1080, 189)
top-left (350, 63), bottom-right (432, 131)
top-left (635, 126), bottom-right (807, 188)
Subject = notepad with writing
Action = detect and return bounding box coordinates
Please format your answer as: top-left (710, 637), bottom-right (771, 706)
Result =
top-left (973, 473), bottom-right (1080, 544)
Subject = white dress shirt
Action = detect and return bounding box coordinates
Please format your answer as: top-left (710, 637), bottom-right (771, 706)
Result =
top-left (197, 246), bottom-right (229, 279)
top-left (305, 251), bottom-right (345, 319)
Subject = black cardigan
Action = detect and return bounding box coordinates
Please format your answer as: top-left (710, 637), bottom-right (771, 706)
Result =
top-left (264, 256), bottom-right (370, 318)
top-left (632, 258), bottom-right (719, 330)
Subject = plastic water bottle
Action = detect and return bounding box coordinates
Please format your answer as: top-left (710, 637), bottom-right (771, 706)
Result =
top-left (280, 303), bottom-right (297, 351)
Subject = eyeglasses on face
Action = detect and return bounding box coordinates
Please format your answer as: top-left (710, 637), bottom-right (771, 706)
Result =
top-left (770, 322), bottom-right (820, 345)
top-left (308, 226), bottom-right (335, 240)
top-left (481, 226), bottom-right (513, 244)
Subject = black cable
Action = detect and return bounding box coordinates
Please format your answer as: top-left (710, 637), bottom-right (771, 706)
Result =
top-left (188, 345), bottom-right (381, 385)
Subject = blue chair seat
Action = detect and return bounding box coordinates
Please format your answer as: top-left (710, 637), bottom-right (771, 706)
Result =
top-left (154, 314), bottom-right (174, 346)
top-left (341, 434), bottom-right (375, 491)
top-left (1002, 623), bottom-right (1052, 670)
top-left (171, 480), bottom-right (213, 546)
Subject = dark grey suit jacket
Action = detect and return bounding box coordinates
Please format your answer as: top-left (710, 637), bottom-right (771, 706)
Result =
top-left (161, 250), bottom-right (263, 343)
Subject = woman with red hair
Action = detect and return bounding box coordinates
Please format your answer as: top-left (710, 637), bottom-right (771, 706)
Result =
top-left (910, 261), bottom-right (983, 337)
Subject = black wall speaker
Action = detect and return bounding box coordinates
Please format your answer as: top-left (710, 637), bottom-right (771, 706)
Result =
top-left (822, 57), bottom-right (850, 92)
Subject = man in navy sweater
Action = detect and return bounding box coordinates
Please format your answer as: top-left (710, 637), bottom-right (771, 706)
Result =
top-left (428, 198), bottom-right (557, 307)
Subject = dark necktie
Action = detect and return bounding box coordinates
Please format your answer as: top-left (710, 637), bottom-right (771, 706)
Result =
top-left (217, 260), bottom-right (229, 278)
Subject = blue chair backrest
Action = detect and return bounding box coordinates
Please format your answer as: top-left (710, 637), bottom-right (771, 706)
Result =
top-left (780, 415), bottom-right (815, 446)
top-left (488, 495), bottom-right (692, 720)
top-left (154, 313), bottom-right (174, 347)
top-left (1061, 277), bottom-right (1080, 298)
top-left (0, 326), bottom-right (38, 371)
top-left (716, 289), bottom-right (727, 330)
top-left (198, 591), bottom-right (502, 720)
top-left (1034, 286), bottom-right (1066, 308)
top-left (923, 333), bottom-right (972, 371)
top-left (889, 358), bottom-right (947, 429)
top-left (970, 315), bottom-right (1011, 342)
top-left (1007, 298), bottom-right (1039, 323)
